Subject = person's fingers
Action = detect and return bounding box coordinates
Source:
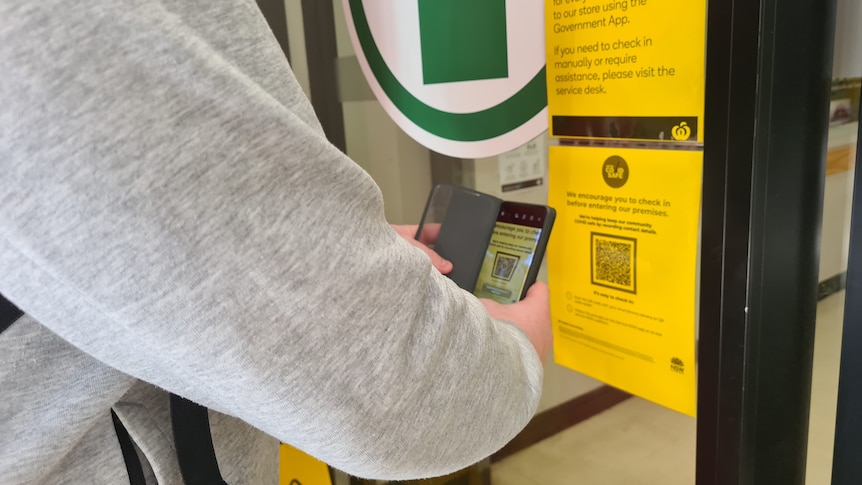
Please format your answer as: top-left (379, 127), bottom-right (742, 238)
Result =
top-left (390, 224), bottom-right (451, 273)
top-left (407, 238), bottom-right (452, 274)
top-left (416, 223), bottom-right (442, 245)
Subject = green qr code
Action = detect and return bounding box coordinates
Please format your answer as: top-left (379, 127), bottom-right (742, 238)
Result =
top-left (591, 233), bottom-right (637, 294)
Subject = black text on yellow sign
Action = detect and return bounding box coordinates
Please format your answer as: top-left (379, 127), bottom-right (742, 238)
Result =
top-left (547, 146), bottom-right (701, 416)
top-left (545, 0), bottom-right (706, 143)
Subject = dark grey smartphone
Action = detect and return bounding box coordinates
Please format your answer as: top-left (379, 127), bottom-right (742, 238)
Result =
top-left (415, 184), bottom-right (502, 292)
top-left (472, 201), bottom-right (556, 304)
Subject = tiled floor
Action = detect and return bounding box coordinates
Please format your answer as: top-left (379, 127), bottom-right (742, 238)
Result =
top-left (491, 292), bottom-right (846, 485)
top-left (805, 292), bottom-right (845, 485)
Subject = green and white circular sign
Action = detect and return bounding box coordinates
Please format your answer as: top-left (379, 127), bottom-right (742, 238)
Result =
top-left (342, 0), bottom-right (548, 158)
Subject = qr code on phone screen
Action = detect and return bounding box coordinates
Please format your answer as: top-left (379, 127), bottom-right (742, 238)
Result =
top-left (492, 252), bottom-right (520, 281)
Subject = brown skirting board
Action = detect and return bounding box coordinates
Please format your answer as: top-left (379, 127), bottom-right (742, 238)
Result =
top-left (491, 385), bottom-right (632, 463)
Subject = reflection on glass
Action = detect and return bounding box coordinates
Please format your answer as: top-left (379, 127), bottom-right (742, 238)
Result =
top-left (805, 1), bottom-right (861, 483)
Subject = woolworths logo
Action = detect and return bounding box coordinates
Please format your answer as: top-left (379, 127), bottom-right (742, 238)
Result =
top-left (343, 0), bottom-right (548, 158)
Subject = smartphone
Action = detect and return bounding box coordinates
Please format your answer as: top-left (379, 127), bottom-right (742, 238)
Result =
top-left (415, 184), bottom-right (503, 291)
top-left (473, 202), bottom-right (556, 304)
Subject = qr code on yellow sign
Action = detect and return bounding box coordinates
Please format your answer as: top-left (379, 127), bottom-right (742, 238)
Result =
top-left (591, 233), bottom-right (637, 294)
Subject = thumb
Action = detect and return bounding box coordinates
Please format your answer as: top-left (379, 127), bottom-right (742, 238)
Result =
top-left (524, 281), bottom-right (549, 302)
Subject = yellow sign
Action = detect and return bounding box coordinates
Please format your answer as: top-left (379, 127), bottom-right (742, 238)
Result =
top-left (545, 0), bottom-right (706, 143)
top-left (548, 145), bottom-right (701, 416)
top-left (279, 444), bottom-right (332, 485)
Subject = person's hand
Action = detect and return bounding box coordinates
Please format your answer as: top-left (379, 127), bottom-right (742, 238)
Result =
top-left (391, 224), bottom-right (453, 274)
top-left (480, 282), bottom-right (552, 365)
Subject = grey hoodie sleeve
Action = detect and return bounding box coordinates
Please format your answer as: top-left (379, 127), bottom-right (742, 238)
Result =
top-left (0, 0), bottom-right (542, 480)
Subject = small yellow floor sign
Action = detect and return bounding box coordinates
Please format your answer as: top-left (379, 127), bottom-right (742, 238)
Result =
top-left (279, 444), bottom-right (332, 485)
top-left (548, 145), bottom-right (701, 416)
top-left (545, 0), bottom-right (706, 143)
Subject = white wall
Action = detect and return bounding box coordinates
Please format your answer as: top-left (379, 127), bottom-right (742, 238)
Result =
top-left (832, 0), bottom-right (862, 79)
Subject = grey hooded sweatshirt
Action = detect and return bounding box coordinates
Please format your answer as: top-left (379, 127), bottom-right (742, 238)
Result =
top-left (0, 1), bottom-right (543, 483)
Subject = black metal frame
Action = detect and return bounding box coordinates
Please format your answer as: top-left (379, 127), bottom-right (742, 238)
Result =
top-left (255, 0), bottom-right (290, 63)
top-left (831, 92), bottom-right (862, 485)
top-left (697, 0), bottom-right (837, 484)
top-left (301, 0), bottom-right (347, 152)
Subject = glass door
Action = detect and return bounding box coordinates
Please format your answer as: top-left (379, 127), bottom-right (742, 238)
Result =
top-left (270, 0), bottom-right (859, 484)
top-left (827, 2), bottom-right (862, 483)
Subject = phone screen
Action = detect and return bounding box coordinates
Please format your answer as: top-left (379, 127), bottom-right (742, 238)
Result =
top-left (473, 204), bottom-right (548, 304)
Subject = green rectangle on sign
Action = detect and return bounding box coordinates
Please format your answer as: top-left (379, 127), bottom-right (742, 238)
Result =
top-left (418, 0), bottom-right (508, 85)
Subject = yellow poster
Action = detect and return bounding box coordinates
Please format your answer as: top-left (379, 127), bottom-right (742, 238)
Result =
top-left (548, 145), bottom-right (701, 416)
top-left (279, 444), bottom-right (332, 485)
top-left (545, 0), bottom-right (706, 143)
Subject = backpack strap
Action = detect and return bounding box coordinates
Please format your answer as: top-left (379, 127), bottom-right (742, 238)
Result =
top-left (111, 410), bottom-right (148, 485)
top-left (170, 394), bottom-right (228, 485)
top-left (0, 292), bottom-right (23, 334)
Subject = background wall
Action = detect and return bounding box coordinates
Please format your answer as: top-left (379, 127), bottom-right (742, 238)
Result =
top-left (832, 1), bottom-right (862, 80)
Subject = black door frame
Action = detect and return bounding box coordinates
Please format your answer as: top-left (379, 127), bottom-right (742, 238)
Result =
top-left (697, 0), bottom-right (837, 484)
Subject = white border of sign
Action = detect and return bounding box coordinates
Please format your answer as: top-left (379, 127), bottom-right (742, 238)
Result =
top-left (342, 0), bottom-right (548, 158)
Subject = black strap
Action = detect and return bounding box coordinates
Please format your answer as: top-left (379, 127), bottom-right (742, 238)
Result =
top-left (111, 410), bottom-right (148, 485)
top-left (170, 394), bottom-right (227, 485)
top-left (0, 293), bottom-right (225, 484)
top-left (0, 292), bottom-right (24, 334)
